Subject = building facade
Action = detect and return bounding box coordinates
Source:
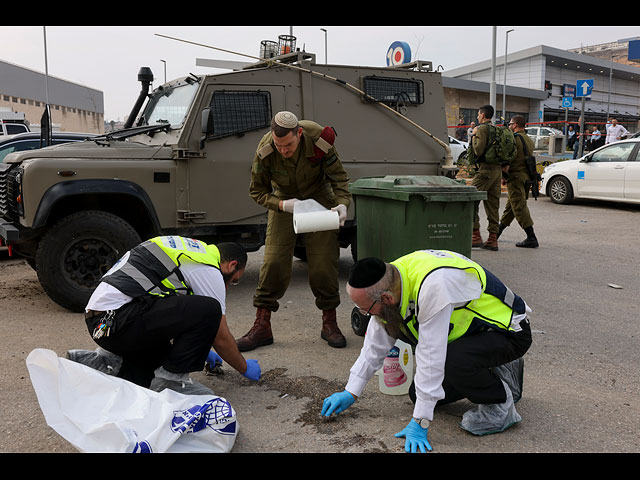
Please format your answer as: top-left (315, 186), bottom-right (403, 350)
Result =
top-left (0, 59), bottom-right (104, 134)
top-left (443, 43), bottom-right (640, 134)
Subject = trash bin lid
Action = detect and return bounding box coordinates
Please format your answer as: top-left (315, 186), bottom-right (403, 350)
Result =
top-left (349, 175), bottom-right (487, 202)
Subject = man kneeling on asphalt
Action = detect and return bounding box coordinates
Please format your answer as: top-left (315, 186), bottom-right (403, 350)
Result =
top-left (322, 250), bottom-right (532, 452)
top-left (67, 235), bottom-right (261, 395)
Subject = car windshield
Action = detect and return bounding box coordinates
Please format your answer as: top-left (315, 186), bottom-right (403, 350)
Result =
top-left (140, 79), bottom-right (199, 127)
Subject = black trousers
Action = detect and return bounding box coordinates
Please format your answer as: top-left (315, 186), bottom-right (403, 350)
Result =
top-left (410, 320), bottom-right (532, 406)
top-left (86, 295), bottom-right (222, 388)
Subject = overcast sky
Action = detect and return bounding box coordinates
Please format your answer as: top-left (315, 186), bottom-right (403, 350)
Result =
top-left (2, 25), bottom-right (639, 122)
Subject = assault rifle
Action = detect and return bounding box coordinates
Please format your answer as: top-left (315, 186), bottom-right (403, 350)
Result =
top-left (516, 133), bottom-right (541, 200)
top-left (524, 156), bottom-right (542, 200)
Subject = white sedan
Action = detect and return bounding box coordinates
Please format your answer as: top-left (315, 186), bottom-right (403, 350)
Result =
top-left (448, 135), bottom-right (469, 164)
top-left (541, 139), bottom-right (640, 205)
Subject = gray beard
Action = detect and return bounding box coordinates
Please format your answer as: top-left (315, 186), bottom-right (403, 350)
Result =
top-left (377, 303), bottom-right (404, 339)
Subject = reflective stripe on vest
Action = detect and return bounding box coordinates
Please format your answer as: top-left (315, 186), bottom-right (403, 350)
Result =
top-left (390, 250), bottom-right (525, 344)
top-left (101, 235), bottom-right (221, 298)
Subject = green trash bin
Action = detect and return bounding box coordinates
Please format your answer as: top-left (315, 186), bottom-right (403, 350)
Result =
top-left (349, 175), bottom-right (487, 262)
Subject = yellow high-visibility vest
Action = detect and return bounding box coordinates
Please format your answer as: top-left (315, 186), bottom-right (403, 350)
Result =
top-left (390, 250), bottom-right (525, 344)
top-left (102, 235), bottom-right (221, 298)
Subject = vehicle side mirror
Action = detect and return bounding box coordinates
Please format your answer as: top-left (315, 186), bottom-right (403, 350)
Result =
top-left (200, 107), bottom-right (213, 148)
top-left (201, 107), bottom-right (213, 135)
top-left (580, 154), bottom-right (591, 163)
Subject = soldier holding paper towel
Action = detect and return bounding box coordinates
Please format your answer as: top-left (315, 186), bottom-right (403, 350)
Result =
top-left (239, 111), bottom-right (352, 351)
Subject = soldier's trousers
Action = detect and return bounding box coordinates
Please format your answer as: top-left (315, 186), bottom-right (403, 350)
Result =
top-left (472, 163), bottom-right (502, 234)
top-left (500, 169), bottom-right (534, 230)
top-left (253, 208), bottom-right (340, 312)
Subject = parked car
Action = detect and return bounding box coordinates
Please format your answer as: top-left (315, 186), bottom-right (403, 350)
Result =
top-left (0, 132), bottom-right (95, 162)
top-left (525, 126), bottom-right (563, 150)
top-left (448, 135), bottom-right (468, 164)
top-left (541, 139), bottom-right (640, 205)
top-left (0, 122), bottom-right (29, 137)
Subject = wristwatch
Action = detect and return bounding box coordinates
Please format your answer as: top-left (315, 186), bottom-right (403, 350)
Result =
top-left (413, 418), bottom-right (430, 428)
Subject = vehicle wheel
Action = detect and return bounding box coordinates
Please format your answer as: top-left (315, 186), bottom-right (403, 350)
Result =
top-left (351, 306), bottom-right (370, 336)
top-left (547, 176), bottom-right (574, 204)
top-left (35, 210), bottom-right (141, 312)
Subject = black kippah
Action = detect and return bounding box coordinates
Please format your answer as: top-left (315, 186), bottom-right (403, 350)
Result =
top-left (348, 257), bottom-right (386, 288)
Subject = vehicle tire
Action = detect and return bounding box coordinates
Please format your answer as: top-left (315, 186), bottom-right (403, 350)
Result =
top-left (35, 210), bottom-right (141, 312)
top-left (547, 176), bottom-right (574, 204)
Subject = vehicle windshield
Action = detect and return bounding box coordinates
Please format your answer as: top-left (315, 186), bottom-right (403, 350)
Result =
top-left (140, 79), bottom-right (199, 127)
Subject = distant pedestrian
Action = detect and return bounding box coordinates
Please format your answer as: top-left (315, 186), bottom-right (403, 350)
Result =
top-left (567, 125), bottom-right (576, 150)
top-left (455, 119), bottom-right (467, 141)
top-left (605, 118), bottom-right (629, 144)
top-left (573, 127), bottom-right (584, 159)
top-left (467, 122), bottom-right (476, 142)
top-left (587, 126), bottom-right (602, 151)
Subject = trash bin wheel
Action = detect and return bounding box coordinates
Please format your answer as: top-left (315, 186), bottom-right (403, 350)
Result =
top-left (351, 306), bottom-right (370, 336)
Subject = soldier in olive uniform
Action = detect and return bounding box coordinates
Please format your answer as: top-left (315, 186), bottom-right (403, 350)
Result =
top-left (236, 111), bottom-right (352, 351)
top-left (497, 115), bottom-right (539, 248)
top-left (470, 105), bottom-right (510, 251)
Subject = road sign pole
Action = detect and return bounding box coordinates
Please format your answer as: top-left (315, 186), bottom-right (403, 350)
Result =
top-left (575, 79), bottom-right (593, 158)
top-left (578, 96), bottom-right (586, 158)
top-left (563, 107), bottom-right (568, 153)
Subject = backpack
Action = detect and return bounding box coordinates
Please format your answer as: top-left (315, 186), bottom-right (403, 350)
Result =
top-left (470, 124), bottom-right (516, 165)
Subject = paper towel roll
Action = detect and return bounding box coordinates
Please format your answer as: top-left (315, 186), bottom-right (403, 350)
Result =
top-left (293, 210), bottom-right (340, 234)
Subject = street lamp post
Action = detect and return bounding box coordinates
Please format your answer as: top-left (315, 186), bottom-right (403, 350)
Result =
top-left (502, 29), bottom-right (514, 124)
top-left (607, 54), bottom-right (624, 120)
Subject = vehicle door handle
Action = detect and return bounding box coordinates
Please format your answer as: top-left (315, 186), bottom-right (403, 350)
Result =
top-left (613, 165), bottom-right (625, 169)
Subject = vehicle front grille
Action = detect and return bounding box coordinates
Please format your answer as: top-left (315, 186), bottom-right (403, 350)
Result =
top-left (0, 163), bottom-right (21, 220)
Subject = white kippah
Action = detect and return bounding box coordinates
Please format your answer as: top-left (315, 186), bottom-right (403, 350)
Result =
top-left (274, 111), bottom-right (298, 129)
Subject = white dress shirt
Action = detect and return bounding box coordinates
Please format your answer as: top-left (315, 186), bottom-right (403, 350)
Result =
top-left (606, 124), bottom-right (629, 144)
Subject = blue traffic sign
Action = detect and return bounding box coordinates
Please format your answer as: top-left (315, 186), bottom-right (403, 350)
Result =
top-left (576, 79), bottom-right (594, 97)
top-left (562, 96), bottom-right (573, 108)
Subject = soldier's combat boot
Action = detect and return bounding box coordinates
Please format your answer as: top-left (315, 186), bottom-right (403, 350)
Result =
top-left (472, 229), bottom-right (484, 248)
top-left (496, 223), bottom-right (507, 240)
top-left (482, 232), bottom-right (499, 251)
top-left (236, 307), bottom-right (273, 352)
top-left (516, 226), bottom-right (539, 248)
top-left (321, 309), bottom-right (346, 348)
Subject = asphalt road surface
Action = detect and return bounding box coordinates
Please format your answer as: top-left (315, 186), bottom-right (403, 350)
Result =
top-left (1, 194), bottom-right (639, 453)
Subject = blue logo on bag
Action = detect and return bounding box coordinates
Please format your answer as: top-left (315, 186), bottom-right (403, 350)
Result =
top-left (171, 397), bottom-right (237, 436)
top-left (132, 440), bottom-right (153, 453)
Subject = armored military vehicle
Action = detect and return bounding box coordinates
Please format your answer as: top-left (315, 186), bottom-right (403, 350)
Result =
top-left (0, 48), bottom-right (453, 312)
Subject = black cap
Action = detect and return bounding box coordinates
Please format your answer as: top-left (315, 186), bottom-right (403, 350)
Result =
top-left (348, 257), bottom-right (386, 288)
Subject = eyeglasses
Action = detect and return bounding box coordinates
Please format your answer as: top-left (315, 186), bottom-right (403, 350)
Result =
top-left (357, 300), bottom-right (377, 316)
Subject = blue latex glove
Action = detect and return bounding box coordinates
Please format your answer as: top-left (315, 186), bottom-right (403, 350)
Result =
top-left (321, 390), bottom-right (355, 417)
top-left (207, 350), bottom-right (223, 366)
top-left (242, 359), bottom-right (261, 381)
top-left (394, 419), bottom-right (433, 453)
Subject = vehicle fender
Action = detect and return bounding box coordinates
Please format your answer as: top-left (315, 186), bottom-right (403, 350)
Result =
top-left (32, 179), bottom-right (162, 231)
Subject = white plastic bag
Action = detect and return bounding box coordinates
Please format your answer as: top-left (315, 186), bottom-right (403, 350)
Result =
top-left (26, 348), bottom-right (238, 453)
